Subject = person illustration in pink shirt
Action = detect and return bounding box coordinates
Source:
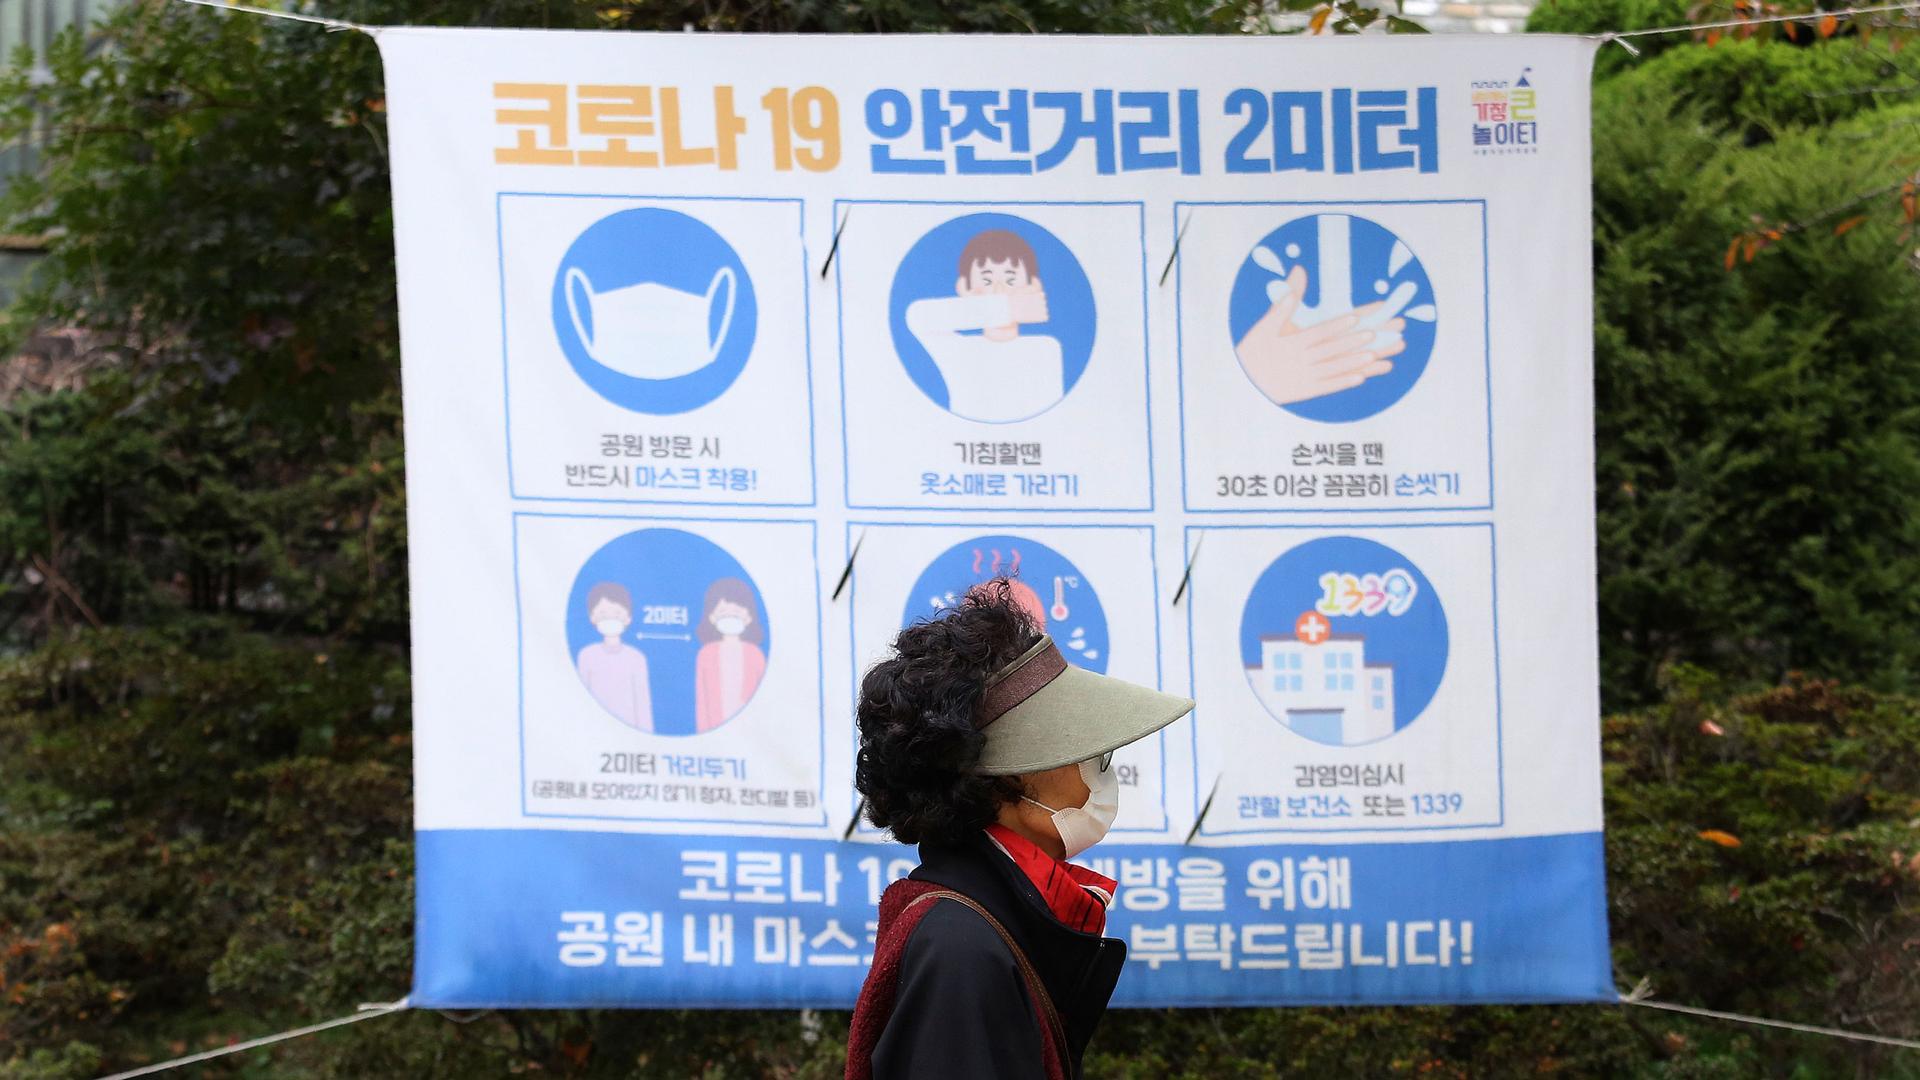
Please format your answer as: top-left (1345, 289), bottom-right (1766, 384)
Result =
top-left (694, 577), bottom-right (767, 733)
top-left (575, 581), bottom-right (654, 732)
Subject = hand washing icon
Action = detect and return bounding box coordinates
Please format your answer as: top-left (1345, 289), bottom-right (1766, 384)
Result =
top-left (1227, 212), bottom-right (1439, 424)
top-left (564, 266), bottom-right (738, 381)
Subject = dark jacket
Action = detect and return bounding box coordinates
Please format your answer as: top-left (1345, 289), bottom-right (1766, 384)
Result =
top-left (869, 832), bottom-right (1128, 1080)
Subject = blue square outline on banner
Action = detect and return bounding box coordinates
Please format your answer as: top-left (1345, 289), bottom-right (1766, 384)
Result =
top-left (511, 510), bottom-right (830, 829)
top-left (832, 197), bottom-right (1155, 514)
top-left (1172, 198), bottom-right (1494, 516)
top-left (842, 519), bottom-right (1171, 837)
top-left (1183, 520), bottom-right (1505, 837)
top-left (496, 191), bottom-right (818, 510)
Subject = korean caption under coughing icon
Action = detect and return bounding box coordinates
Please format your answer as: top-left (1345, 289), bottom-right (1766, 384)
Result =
top-left (552, 207), bottom-right (757, 415)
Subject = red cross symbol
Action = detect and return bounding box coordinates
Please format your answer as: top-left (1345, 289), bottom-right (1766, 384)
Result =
top-left (1295, 611), bottom-right (1331, 645)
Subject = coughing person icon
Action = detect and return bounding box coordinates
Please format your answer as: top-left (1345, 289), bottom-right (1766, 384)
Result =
top-left (904, 229), bottom-right (1064, 423)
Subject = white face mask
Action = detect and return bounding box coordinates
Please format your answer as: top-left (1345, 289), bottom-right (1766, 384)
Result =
top-left (1023, 755), bottom-right (1120, 859)
top-left (595, 618), bottom-right (627, 638)
top-left (564, 265), bottom-right (737, 381)
top-left (713, 616), bottom-right (748, 637)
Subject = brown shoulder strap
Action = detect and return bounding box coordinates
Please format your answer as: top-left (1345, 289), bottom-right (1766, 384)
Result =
top-left (901, 889), bottom-right (1069, 1068)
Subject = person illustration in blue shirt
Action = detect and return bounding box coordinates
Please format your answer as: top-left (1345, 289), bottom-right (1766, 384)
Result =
top-left (905, 230), bottom-right (1063, 423)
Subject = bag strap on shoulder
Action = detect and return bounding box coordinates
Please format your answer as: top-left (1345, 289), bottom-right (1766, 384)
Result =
top-left (901, 888), bottom-right (1069, 1065)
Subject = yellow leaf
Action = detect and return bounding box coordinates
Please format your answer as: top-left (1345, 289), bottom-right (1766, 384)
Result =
top-left (1309, 6), bottom-right (1333, 34)
top-left (1818, 13), bottom-right (1838, 36)
top-left (1833, 215), bottom-right (1867, 236)
top-left (1724, 236), bottom-right (1741, 270)
top-left (1782, 19), bottom-right (1799, 40)
top-left (1699, 829), bottom-right (1743, 848)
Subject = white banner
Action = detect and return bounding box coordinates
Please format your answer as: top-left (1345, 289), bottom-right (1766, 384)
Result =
top-left (379, 27), bottom-right (1609, 1006)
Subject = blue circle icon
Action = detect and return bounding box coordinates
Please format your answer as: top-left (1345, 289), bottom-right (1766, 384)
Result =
top-left (552, 208), bottom-right (757, 415)
top-left (1238, 536), bottom-right (1447, 747)
top-left (1227, 213), bottom-right (1437, 423)
top-left (888, 213), bottom-right (1096, 424)
top-left (903, 535), bottom-right (1108, 673)
top-left (567, 528), bottom-right (770, 737)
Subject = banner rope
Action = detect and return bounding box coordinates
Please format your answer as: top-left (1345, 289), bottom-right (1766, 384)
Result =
top-left (1618, 979), bottom-right (1920, 1051)
top-left (173, 0), bottom-right (1917, 44)
top-left (175, 0), bottom-right (370, 33)
top-left (1596, 1), bottom-right (1919, 53)
top-left (92, 999), bottom-right (410, 1080)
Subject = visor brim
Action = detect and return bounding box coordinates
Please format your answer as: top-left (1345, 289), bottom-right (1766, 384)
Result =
top-left (972, 665), bottom-right (1195, 776)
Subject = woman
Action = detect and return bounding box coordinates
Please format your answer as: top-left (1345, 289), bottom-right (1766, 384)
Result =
top-left (693, 577), bottom-right (767, 733)
top-left (847, 579), bottom-right (1194, 1080)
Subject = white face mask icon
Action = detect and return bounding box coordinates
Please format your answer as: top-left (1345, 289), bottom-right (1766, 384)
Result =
top-left (594, 618), bottom-right (626, 638)
top-left (564, 265), bottom-right (737, 380)
top-left (713, 616), bottom-right (749, 637)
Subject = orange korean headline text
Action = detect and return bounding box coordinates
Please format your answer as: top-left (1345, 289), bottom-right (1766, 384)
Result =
top-left (493, 83), bottom-right (840, 172)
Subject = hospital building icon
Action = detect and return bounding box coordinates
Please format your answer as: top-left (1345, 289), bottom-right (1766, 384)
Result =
top-left (1251, 632), bottom-right (1396, 746)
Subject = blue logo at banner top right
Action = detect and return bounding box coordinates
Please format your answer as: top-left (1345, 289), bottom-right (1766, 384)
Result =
top-left (1471, 68), bottom-right (1542, 155)
top-left (1227, 213), bottom-right (1438, 423)
top-left (1239, 536), bottom-right (1448, 747)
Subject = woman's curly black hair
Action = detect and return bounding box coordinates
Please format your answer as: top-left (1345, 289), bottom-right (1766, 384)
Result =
top-left (854, 578), bottom-right (1039, 845)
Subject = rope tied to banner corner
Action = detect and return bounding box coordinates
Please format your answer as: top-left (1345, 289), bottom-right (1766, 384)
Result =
top-left (1616, 977), bottom-right (1920, 1051)
top-left (92, 999), bottom-right (410, 1080)
top-left (174, 0), bottom-right (1920, 48)
top-left (87, 982), bottom-right (1920, 1079)
top-left (1596, 0), bottom-right (1920, 54)
top-left (176, 0), bottom-right (371, 33)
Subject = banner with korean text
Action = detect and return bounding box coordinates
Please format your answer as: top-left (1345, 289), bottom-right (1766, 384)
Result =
top-left (381, 27), bottom-right (1610, 1007)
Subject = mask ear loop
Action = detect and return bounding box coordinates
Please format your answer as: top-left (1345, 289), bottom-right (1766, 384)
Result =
top-left (1022, 753), bottom-right (1114, 816)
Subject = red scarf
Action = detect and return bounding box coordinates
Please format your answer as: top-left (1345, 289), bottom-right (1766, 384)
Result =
top-left (984, 824), bottom-right (1118, 936)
